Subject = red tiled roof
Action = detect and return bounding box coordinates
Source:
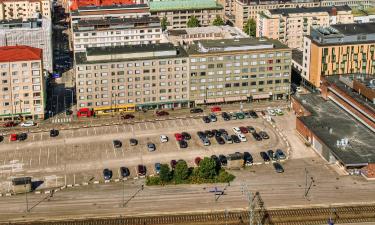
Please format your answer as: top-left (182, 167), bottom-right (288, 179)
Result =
top-left (0, 46), bottom-right (42, 62)
top-left (70, 0), bottom-right (135, 10)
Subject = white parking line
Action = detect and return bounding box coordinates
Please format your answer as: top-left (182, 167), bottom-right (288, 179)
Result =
top-left (105, 147), bottom-right (109, 159)
top-left (94, 127), bottom-right (97, 135)
top-left (113, 146), bottom-right (117, 157)
top-left (38, 148), bottom-right (41, 165)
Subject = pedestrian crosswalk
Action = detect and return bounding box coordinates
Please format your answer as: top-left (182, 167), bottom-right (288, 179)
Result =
top-left (51, 117), bottom-right (72, 123)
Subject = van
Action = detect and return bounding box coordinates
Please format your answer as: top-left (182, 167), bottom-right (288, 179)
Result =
top-left (223, 134), bottom-right (233, 144)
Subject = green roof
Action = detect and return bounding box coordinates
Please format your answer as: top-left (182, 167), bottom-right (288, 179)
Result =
top-left (149, 0), bottom-right (223, 12)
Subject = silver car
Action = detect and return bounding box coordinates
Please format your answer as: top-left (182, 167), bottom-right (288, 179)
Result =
top-left (147, 143), bottom-right (156, 152)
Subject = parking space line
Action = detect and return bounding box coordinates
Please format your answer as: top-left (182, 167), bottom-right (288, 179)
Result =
top-left (38, 148), bottom-right (41, 165)
top-left (40, 133), bottom-right (43, 140)
top-left (47, 148), bottom-right (50, 166)
top-left (121, 148), bottom-right (124, 158)
top-left (55, 147), bottom-right (58, 164)
top-left (105, 147), bottom-right (109, 159)
top-left (113, 147), bottom-right (117, 158)
top-left (116, 125), bottom-right (119, 133)
top-left (133, 167), bottom-right (137, 176)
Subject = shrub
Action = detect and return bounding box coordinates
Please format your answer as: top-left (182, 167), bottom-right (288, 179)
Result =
top-left (146, 176), bottom-right (161, 185)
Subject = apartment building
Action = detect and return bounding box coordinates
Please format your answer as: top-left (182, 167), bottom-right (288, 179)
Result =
top-left (0, 16), bottom-right (53, 73)
top-left (257, 6), bottom-right (353, 49)
top-left (321, 0), bottom-right (374, 9)
top-left (75, 43), bottom-right (189, 110)
top-left (187, 38), bottom-right (292, 105)
top-left (72, 16), bottom-right (162, 52)
top-left (0, 46), bottom-right (45, 121)
top-left (0, 0), bottom-right (51, 20)
top-left (296, 23), bottom-right (375, 88)
top-left (69, 0), bottom-right (135, 11)
top-left (149, 0), bottom-right (224, 29)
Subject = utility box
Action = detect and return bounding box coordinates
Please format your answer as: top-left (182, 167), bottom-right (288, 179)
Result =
top-left (12, 177), bottom-right (32, 194)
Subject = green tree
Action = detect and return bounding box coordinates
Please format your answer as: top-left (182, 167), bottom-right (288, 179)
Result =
top-left (198, 157), bottom-right (217, 179)
top-left (243, 18), bottom-right (256, 37)
top-left (159, 164), bottom-right (171, 183)
top-left (187, 16), bottom-right (200, 28)
top-left (160, 16), bottom-right (169, 31)
top-left (174, 161), bottom-right (189, 182)
top-left (212, 15), bottom-right (225, 26)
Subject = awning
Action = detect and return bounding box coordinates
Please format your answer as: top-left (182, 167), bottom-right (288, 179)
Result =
top-left (215, 97), bottom-right (225, 103)
top-left (225, 96), bottom-right (242, 102)
top-left (240, 96), bottom-right (247, 100)
top-left (206, 98), bottom-right (216, 103)
top-left (252, 94), bottom-right (270, 99)
top-left (195, 99), bottom-right (204, 104)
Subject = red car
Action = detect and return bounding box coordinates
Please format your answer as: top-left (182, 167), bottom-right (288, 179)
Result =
top-left (156, 110), bottom-right (169, 116)
top-left (174, 133), bottom-right (183, 141)
top-left (195, 157), bottom-right (202, 166)
top-left (239, 126), bottom-right (249, 134)
top-left (210, 106), bottom-right (222, 112)
top-left (10, 134), bottom-right (17, 141)
top-left (121, 114), bottom-right (134, 120)
top-left (4, 121), bottom-right (18, 127)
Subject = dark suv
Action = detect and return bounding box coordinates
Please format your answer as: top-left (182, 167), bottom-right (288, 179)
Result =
top-left (190, 108), bottom-right (203, 113)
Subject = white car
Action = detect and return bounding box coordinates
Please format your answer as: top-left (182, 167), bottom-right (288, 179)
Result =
top-left (237, 133), bottom-right (247, 142)
top-left (267, 108), bottom-right (276, 116)
top-left (232, 127), bottom-right (241, 134)
top-left (160, 135), bottom-right (168, 143)
top-left (296, 87), bottom-right (302, 93)
top-left (20, 120), bottom-right (35, 127)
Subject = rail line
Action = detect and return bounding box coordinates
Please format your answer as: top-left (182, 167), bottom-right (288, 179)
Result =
top-left (3, 204), bottom-right (375, 225)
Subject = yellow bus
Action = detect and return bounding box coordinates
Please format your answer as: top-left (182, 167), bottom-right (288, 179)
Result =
top-left (93, 104), bottom-right (136, 116)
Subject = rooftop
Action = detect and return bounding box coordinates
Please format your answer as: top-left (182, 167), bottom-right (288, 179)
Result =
top-left (331, 23), bottom-right (375, 36)
top-left (294, 94), bottom-right (375, 166)
top-left (292, 49), bottom-right (303, 66)
top-left (269, 5), bottom-right (351, 16)
top-left (168, 25), bottom-right (247, 37)
top-left (187, 38), bottom-right (288, 54)
top-left (149, 0), bottom-right (223, 12)
top-left (0, 46), bottom-right (42, 62)
top-left (71, 3), bottom-right (149, 14)
top-left (70, 0), bottom-right (135, 11)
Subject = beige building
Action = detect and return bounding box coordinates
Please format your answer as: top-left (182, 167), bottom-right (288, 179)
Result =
top-left (0, 0), bottom-right (51, 20)
top-left (75, 43), bottom-right (190, 110)
top-left (257, 6), bottom-right (354, 49)
top-left (187, 38), bottom-right (292, 105)
top-left (0, 46), bottom-right (45, 121)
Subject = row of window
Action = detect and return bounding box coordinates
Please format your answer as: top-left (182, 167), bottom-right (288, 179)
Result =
top-left (77, 60), bottom-right (187, 71)
top-left (2, 100), bottom-right (42, 107)
top-left (75, 29), bottom-right (162, 37)
top-left (193, 86), bottom-right (290, 97)
top-left (0, 62), bottom-right (40, 69)
top-left (190, 52), bottom-right (290, 62)
top-left (191, 72), bottom-right (289, 79)
top-left (78, 85), bottom-right (188, 93)
top-left (190, 79), bottom-right (289, 90)
top-left (78, 81), bottom-right (188, 87)
top-left (192, 65), bottom-right (290, 72)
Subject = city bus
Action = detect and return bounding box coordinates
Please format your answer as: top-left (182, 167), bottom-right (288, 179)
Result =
top-left (93, 104), bottom-right (136, 116)
top-left (77, 108), bottom-right (94, 118)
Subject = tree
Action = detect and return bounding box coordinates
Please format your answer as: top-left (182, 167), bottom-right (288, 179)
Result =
top-left (212, 15), bottom-right (225, 26)
top-left (198, 157), bottom-right (217, 179)
top-left (187, 16), bottom-right (200, 28)
top-left (161, 16), bottom-right (169, 31)
top-left (243, 18), bottom-right (256, 37)
top-left (159, 164), bottom-right (171, 183)
top-left (174, 161), bottom-right (189, 182)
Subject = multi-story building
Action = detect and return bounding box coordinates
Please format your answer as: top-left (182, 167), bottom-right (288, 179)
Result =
top-left (0, 0), bottom-right (51, 20)
top-left (75, 43), bottom-right (190, 110)
top-left (187, 38), bottom-right (292, 105)
top-left (321, 0), bottom-right (374, 9)
top-left (0, 16), bottom-right (53, 73)
top-left (257, 6), bottom-right (353, 49)
top-left (72, 16), bottom-right (162, 52)
top-left (69, 0), bottom-right (135, 11)
top-left (164, 25), bottom-right (247, 45)
top-left (295, 23), bottom-right (375, 88)
top-left (0, 46), bottom-right (45, 121)
top-left (149, 0), bottom-right (224, 29)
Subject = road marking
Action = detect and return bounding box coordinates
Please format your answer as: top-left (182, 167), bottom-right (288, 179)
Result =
top-left (105, 146), bottom-right (109, 159)
top-left (38, 148), bottom-right (41, 165)
top-left (40, 133), bottom-right (43, 141)
top-left (113, 146), bottom-right (117, 158)
top-left (47, 148), bottom-right (50, 165)
top-left (94, 127), bottom-right (97, 135)
top-left (116, 125), bottom-right (119, 133)
top-left (55, 147), bottom-right (58, 164)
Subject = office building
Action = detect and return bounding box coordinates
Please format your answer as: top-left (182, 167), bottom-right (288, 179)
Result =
top-left (187, 38), bottom-right (292, 105)
top-left (295, 23), bottom-right (375, 88)
top-left (75, 43), bottom-right (189, 110)
top-left (0, 46), bottom-right (45, 121)
top-left (149, 0), bottom-right (224, 29)
top-left (257, 6), bottom-right (353, 49)
top-left (0, 16), bottom-right (53, 73)
top-left (0, 0), bottom-right (51, 20)
top-left (321, 0), bottom-right (374, 9)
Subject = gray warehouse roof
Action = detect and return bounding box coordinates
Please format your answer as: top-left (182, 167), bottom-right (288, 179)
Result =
top-left (331, 23), bottom-right (375, 35)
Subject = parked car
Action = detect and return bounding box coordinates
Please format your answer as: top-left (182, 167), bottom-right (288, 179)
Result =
top-left (202, 116), bottom-right (211, 123)
top-left (197, 131), bottom-right (206, 139)
top-left (181, 132), bottom-right (191, 140)
top-left (273, 162), bottom-right (284, 173)
top-left (195, 157), bottom-right (202, 166)
top-left (267, 150), bottom-right (275, 160)
top-left (259, 131), bottom-right (269, 139)
top-left (154, 163), bottom-right (161, 174)
top-left (120, 167), bottom-right (130, 178)
top-left (179, 140), bottom-right (188, 148)
top-left (237, 133), bottom-right (247, 142)
top-left (121, 114), bottom-right (134, 120)
top-left (223, 134), bottom-right (233, 144)
top-left (244, 111), bottom-right (251, 118)
top-left (236, 112), bottom-right (245, 119)
top-left (249, 110), bottom-right (259, 119)
top-left (156, 110), bottom-right (169, 116)
top-left (147, 143), bottom-right (156, 152)
top-left (215, 136), bottom-right (225, 145)
top-left (219, 155), bottom-right (228, 166)
top-left (209, 113), bottom-right (217, 122)
top-left (260, 152), bottom-right (270, 162)
top-left (137, 165), bottom-right (147, 176)
top-left (50, 129), bottom-right (59, 137)
top-left (252, 132), bottom-right (262, 141)
top-left (275, 149), bottom-right (286, 160)
top-left (10, 134), bottom-right (17, 142)
top-left (160, 135), bottom-right (168, 143)
top-left (218, 129), bottom-right (228, 136)
top-left (231, 135), bottom-right (241, 143)
top-left (3, 121), bottom-right (17, 127)
top-left (247, 126), bottom-right (256, 134)
top-left (0, 135), bottom-right (3, 143)
top-left (221, 112), bottom-right (230, 121)
top-left (170, 160), bottom-right (177, 169)
top-left (204, 130), bottom-right (214, 138)
top-left (202, 138), bottom-right (211, 146)
top-left (113, 140), bottom-right (122, 148)
top-left (20, 120), bottom-right (35, 127)
top-left (174, 133), bottom-right (183, 141)
top-left (17, 133), bottom-right (27, 141)
top-left (230, 113), bottom-right (237, 120)
top-left (267, 108), bottom-right (276, 116)
top-left (130, 138), bottom-right (138, 146)
top-left (210, 106), bottom-right (221, 112)
top-left (275, 108), bottom-right (284, 116)
top-left (190, 108), bottom-right (203, 113)
top-left (103, 169), bottom-right (113, 180)
top-left (243, 152), bottom-right (253, 165)
top-left (232, 127), bottom-right (241, 134)
top-left (239, 126), bottom-right (248, 134)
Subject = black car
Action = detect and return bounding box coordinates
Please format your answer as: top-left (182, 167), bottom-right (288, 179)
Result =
top-left (259, 131), bottom-right (269, 139)
top-left (273, 162), bottom-right (284, 173)
top-left (17, 133), bottom-right (27, 141)
top-left (211, 155), bottom-right (219, 164)
top-left (260, 152), bottom-right (270, 162)
top-left (247, 126), bottom-right (256, 134)
top-left (113, 140), bottom-right (122, 148)
top-left (218, 129), bottom-right (228, 136)
top-left (252, 132), bottom-right (262, 141)
top-left (267, 150), bottom-right (275, 160)
top-left (103, 169), bottom-right (113, 180)
top-left (249, 110), bottom-right (259, 119)
top-left (275, 149), bottom-right (286, 160)
top-left (244, 111), bottom-right (251, 118)
top-left (243, 152), bottom-right (253, 165)
top-left (130, 138), bottom-right (138, 146)
top-left (231, 134), bottom-right (241, 143)
top-left (197, 131), bottom-right (206, 139)
top-left (120, 167), bottom-right (130, 178)
top-left (221, 112), bottom-right (231, 121)
top-left (50, 129), bottom-right (59, 137)
top-left (215, 136), bottom-right (225, 145)
top-left (0, 135), bottom-right (3, 142)
top-left (137, 165), bottom-right (147, 176)
top-left (170, 160), bottom-right (177, 169)
top-left (204, 130), bottom-right (214, 138)
top-left (219, 155), bottom-right (228, 166)
top-left (190, 108), bottom-right (203, 113)
top-left (181, 132), bottom-right (191, 140)
top-left (202, 116), bottom-right (211, 123)
top-left (179, 140), bottom-right (188, 148)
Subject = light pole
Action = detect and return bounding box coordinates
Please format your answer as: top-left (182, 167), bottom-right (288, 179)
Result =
top-left (24, 181), bottom-right (29, 213)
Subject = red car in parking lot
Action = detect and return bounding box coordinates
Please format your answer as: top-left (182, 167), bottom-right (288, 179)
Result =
top-left (10, 134), bottom-right (17, 141)
top-left (211, 106), bottom-right (222, 112)
top-left (4, 121), bottom-right (18, 127)
top-left (174, 133), bottom-right (183, 141)
top-left (239, 126), bottom-right (249, 134)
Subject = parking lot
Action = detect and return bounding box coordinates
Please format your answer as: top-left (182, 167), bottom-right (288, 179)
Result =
top-left (0, 112), bottom-right (288, 193)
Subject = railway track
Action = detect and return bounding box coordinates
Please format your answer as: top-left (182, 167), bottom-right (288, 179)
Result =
top-left (4, 204), bottom-right (375, 225)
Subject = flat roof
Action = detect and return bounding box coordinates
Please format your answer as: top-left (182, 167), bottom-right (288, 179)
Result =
top-left (292, 49), bottom-right (303, 66)
top-left (187, 38), bottom-right (289, 54)
top-left (168, 26), bottom-right (247, 37)
top-left (149, 0), bottom-right (222, 12)
top-left (294, 94), bottom-right (375, 165)
top-left (331, 23), bottom-right (375, 35)
top-left (269, 5), bottom-right (351, 15)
